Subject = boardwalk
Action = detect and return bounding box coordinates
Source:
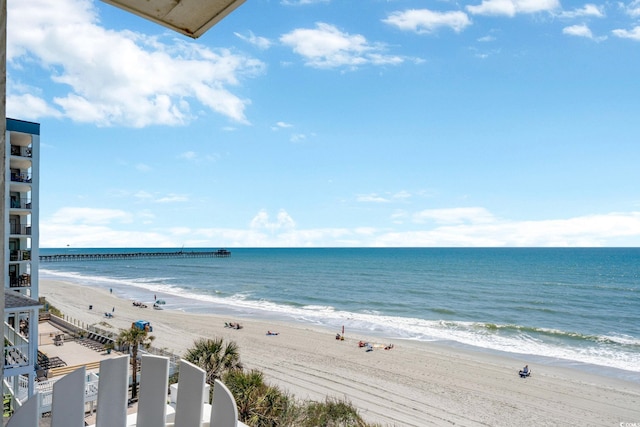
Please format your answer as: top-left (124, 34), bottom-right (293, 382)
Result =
top-left (39, 249), bottom-right (231, 262)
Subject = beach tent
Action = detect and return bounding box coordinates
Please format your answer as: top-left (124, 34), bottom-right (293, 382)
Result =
top-left (133, 320), bottom-right (153, 332)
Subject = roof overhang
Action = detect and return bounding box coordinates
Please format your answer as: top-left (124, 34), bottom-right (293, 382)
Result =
top-left (100, 0), bottom-right (245, 39)
top-left (4, 291), bottom-right (42, 313)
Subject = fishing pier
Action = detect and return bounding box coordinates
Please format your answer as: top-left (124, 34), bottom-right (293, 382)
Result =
top-left (39, 249), bottom-right (231, 262)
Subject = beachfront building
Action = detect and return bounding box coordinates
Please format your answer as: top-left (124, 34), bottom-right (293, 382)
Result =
top-left (3, 119), bottom-right (41, 408)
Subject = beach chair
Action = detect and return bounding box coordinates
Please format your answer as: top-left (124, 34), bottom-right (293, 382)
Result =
top-left (519, 368), bottom-right (531, 378)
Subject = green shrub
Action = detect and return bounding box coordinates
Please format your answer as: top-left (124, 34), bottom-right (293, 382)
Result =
top-left (188, 338), bottom-right (380, 427)
top-left (223, 369), bottom-right (293, 427)
top-left (38, 297), bottom-right (63, 317)
top-left (293, 397), bottom-right (369, 427)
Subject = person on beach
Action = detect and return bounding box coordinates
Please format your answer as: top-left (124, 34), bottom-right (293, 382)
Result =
top-left (519, 365), bottom-right (530, 377)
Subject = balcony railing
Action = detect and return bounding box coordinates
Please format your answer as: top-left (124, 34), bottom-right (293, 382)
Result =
top-left (10, 145), bottom-right (33, 158)
top-left (4, 322), bottom-right (31, 369)
top-left (9, 224), bottom-right (31, 235)
top-left (9, 274), bottom-right (31, 288)
top-left (3, 344), bottom-right (30, 369)
top-left (6, 355), bottom-right (247, 427)
top-left (10, 172), bottom-right (32, 183)
top-left (10, 250), bottom-right (31, 262)
top-left (10, 198), bottom-right (32, 210)
top-left (11, 145), bottom-right (33, 157)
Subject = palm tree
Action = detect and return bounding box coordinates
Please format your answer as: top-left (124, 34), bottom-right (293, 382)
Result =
top-left (116, 326), bottom-right (155, 400)
top-left (184, 338), bottom-right (242, 386)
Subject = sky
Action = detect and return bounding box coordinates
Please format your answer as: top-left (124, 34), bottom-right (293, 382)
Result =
top-left (6, 0), bottom-right (640, 248)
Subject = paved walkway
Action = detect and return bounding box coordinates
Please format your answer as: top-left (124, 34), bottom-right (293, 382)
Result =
top-left (37, 321), bottom-right (121, 370)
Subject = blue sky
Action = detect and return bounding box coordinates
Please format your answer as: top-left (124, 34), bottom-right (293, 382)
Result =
top-left (7, 0), bottom-right (640, 248)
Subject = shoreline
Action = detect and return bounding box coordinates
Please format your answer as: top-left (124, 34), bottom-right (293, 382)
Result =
top-left (39, 267), bottom-right (640, 378)
top-left (40, 279), bottom-right (640, 426)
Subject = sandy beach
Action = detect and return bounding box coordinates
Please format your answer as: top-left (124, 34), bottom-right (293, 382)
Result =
top-left (40, 279), bottom-right (640, 426)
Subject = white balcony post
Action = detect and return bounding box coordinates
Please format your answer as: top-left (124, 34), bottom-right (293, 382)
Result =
top-left (95, 355), bottom-right (130, 427)
top-left (135, 355), bottom-right (169, 427)
top-left (51, 367), bottom-right (86, 427)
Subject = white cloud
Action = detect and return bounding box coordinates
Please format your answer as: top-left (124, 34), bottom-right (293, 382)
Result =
top-left (272, 121), bottom-right (293, 130)
top-left (358, 191), bottom-right (412, 203)
top-left (612, 25), bottom-right (640, 40)
top-left (178, 151), bottom-right (219, 163)
top-left (563, 24), bottom-right (596, 39)
top-left (562, 24), bottom-right (606, 40)
top-left (290, 133), bottom-right (308, 143)
top-left (42, 224), bottom-right (176, 248)
top-left (7, 0), bottom-right (264, 127)
top-left (559, 4), bottom-right (605, 18)
top-left (620, 0), bottom-right (640, 17)
top-left (467, 0), bottom-right (560, 17)
top-left (357, 193), bottom-right (390, 203)
top-left (374, 211), bottom-right (640, 247)
top-left (393, 191), bottom-right (412, 201)
top-left (49, 207), bottom-right (133, 225)
top-left (155, 194), bottom-right (189, 203)
top-left (40, 207), bottom-right (640, 248)
top-left (383, 9), bottom-right (472, 34)
top-left (6, 93), bottom-right (63, 121)
top-left (250, 209), bottom-right (296, 233)
top-left (280, 23), bottom-right (404, 69)
top-left (234, 31), bottom-right (272, 50)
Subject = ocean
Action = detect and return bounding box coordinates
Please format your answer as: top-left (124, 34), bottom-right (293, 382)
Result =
top-left (39, 247), bottom-right (640, 382)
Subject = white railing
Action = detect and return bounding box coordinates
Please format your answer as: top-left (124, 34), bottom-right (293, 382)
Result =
top-left (6, 355), bottom-right (248, 427)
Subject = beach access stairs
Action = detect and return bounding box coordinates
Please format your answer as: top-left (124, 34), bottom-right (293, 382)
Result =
top-left (6, 354), bottom-right (249, 427)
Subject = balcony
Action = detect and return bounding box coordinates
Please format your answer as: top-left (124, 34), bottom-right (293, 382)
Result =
top-left (9, 275), bottom-right (31, 288)
top-left (10, 172), bottom-right (32, 184)
top-left (5, 355), bottom-right (248, 427)
top-left (4, 322), bottom-right (31, 369)
top-left (3, 344), bottom-right (30, 370)
top-left (10, 197), bottom-right (32, 210)
top-left (10, 145), bottom-right (33, 158)
top-left (10, 251), bottom-right (31, 262)
top-left (9, 224), bottom-right (31, 236)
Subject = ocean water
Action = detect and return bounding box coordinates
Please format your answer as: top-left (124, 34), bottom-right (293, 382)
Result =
top-left (39, 248), bottom-right (640, 381)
